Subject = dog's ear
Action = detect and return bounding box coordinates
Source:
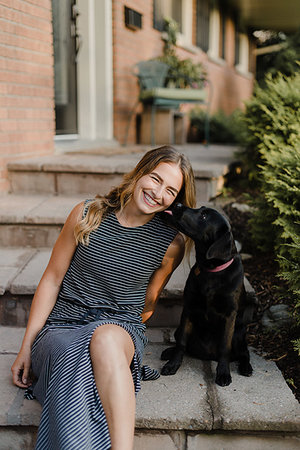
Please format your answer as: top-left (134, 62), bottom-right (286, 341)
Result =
top-left (206, 231), bottom-right (233, 260)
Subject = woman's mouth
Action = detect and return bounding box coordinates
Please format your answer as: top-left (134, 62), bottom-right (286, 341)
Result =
top-left (143, 192), bottom-right (159, 207)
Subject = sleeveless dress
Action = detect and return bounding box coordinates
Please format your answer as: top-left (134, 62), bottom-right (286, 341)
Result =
top-left (26, 203), bottom-right (177, 450)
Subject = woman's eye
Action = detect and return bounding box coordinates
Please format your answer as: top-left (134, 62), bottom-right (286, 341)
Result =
top-left (167, 189), bottom-right (176, 197)
top-left (151, 175), bottom-right (159, 182)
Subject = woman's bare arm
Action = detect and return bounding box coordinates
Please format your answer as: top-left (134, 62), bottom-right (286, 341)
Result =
top-left (141, 233), bottom-right (185, 323)
top-left (11, 202), bottom-right (84, 387)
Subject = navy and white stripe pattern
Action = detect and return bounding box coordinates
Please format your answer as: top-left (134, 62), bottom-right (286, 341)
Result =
top-left (26, 205), bottom-right (177, 449)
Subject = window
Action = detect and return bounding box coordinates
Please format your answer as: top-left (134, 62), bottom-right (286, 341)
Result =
top-left (153, 0), bottom-right (193, 46)
top-left (153, 0), bottom-right (182, 32)
top-left (234, 26), bottom-right (240, 66)
top-left (219, 7), bottom-right (226, 59)
top-left (196, 0), bottom-right (210, 52)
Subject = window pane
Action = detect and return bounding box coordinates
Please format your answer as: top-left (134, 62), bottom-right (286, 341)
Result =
top-left (172, 0), bottom-right (182, 32)
top-left (219, 8), bottom-right (226, 59)
top-left (196, 0), bottom-right (210, 52)
top-left (153, 0), bottom-right (182, 32)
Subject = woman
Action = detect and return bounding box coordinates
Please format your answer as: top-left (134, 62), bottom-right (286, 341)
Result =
top-left (11, 146), bottom-right (196, 449)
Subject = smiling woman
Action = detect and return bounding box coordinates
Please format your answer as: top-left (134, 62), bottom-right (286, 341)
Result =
top-left (11, 146), bottom-right (196, 450)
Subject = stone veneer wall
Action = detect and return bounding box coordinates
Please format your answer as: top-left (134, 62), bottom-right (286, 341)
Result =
top-left (112, 0), bottom-right (255, 145)
top-left (0, 0), bottom-right (55, 193)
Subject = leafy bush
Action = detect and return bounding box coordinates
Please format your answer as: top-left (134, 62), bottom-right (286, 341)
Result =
top-left (155, 17), bottom-right (206, 88)
top-left (256, 28), bottom-right (300, 85)
top-left (188, 108), bottom-right (247, 144)
top-left (243, 71), bottom-right (300, 351)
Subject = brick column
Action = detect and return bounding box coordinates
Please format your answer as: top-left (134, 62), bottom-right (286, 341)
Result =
top-left (0, 0), bottom-right (55, 193)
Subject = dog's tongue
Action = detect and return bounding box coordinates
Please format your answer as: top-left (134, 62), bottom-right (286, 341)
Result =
top-left (164, 210), bottom-right (173, 215)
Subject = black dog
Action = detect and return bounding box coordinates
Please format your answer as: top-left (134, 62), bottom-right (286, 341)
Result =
top-left (161, 204), bottom-right (255, 386)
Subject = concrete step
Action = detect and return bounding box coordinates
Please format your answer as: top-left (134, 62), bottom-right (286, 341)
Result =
top-left (0, 195), bottom-right (82, 247)
top-left (1, 326), bottom-right (299, 450)
top-left (0, 246), bottom-right (256, 328)
top-left (7, 144), bottom-right (238, 201)
top-left (0, 244), bottom-right (186, 327)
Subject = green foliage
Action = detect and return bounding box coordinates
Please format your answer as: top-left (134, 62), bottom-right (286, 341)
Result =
top-left (256, 28), bottom-right (300, 84)
top-left (188, 108), bottom-right (247, 144)
top-left (241, 70), bottom-right (300, 181)
top-left (244, 70), bottom-right (300, 333)
top-left (156, 17), bottom-right (206, 88)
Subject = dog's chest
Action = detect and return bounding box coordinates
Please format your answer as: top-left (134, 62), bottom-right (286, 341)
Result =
top-left (192, 274), bottom-right (237, 317)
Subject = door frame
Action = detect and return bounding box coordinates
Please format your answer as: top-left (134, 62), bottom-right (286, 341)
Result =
top-left (55, 0), bottom-right (114, 150)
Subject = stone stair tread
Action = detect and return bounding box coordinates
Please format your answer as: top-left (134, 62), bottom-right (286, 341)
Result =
top-left (0, 194), bottom-right (83, 225)
top-left (7, 144), bottom-right (237, 178)
top-left (0, 247), bottom-right (187, 298)
top-left (0, 247), bottom-right (255, 301)
top-left (1, 326), bottom-right (299, 432)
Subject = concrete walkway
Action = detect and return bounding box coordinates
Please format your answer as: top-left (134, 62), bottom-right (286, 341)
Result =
top-left (1, 327), bottom-right (299, 449)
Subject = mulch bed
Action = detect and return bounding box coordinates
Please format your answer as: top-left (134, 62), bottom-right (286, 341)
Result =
top-left (221, 200), bottom-right (300, 402)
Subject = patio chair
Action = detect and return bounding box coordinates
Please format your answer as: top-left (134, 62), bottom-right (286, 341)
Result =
top-left (123, 60), bottom-right (210, 146)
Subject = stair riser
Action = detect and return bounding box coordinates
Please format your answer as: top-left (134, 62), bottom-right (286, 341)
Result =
top-left (9, 171), bottom-right (124, 197)
top-left (9, 171), bottom-right (223, 202)
top-left (0, 225), bottom-right (61, 248)
top-left (1, 427), bottom-right (300, 450)
top-left (0, 293), bottom-right (183, 328)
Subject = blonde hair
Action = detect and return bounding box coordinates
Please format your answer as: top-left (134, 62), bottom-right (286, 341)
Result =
top-left (74, 146), bottom-right (196, 252)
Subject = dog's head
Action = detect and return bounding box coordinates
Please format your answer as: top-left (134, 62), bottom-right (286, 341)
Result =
top-left (164, 203), bottom-right (235, 265)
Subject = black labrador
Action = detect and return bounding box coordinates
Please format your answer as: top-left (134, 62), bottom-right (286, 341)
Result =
top-left (161, 204), bottom-right (255, 386)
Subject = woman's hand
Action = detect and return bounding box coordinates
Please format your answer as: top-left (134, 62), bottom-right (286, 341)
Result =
top-left (11, 347), bottom-right (32, 388)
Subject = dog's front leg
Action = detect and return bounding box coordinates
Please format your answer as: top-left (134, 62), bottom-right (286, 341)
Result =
top-left (161, 312), bottom-right (193, 376)
top-left (216, 311), bottom-right (237, 386)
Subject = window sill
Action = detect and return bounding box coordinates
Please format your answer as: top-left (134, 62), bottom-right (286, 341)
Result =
top-left (234, 65), bottom-right (254, 80)
top-left (207, 52), bottom-right (226, 66)
top-left (161, 31), bottom-right (198, 55)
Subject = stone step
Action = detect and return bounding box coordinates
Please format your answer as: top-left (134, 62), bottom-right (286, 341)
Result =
top-left (1, 326), bottom-right (299, 450)
top-left (7, 144), bottom-right (238, 201)
top-left (0, 195), bottom-right (82, 247)
top-left (0, 246), bottom-right (256, 328)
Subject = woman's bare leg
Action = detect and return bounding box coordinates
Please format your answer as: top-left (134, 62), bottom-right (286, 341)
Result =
top-left (90, 324), bottom-right (135, 450)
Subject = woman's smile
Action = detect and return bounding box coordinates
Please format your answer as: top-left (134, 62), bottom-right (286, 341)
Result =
top-left (143, 191), bottom-right (160, 207)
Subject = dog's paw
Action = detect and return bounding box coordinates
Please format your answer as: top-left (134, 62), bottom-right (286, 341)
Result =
top-left (238, 361), bottom-right (253, 377)
top-left (161, 346), bottom-right (176, 361)
top-left (161, 362), bottom-right (180, 376)
top-left (215, 372), bottom-right (232, 386)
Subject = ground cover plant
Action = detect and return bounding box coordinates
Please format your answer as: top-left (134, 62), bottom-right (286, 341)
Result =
top-left (224, 69), bottom-right (300, 399)
top-left (188, 108), bottom-right (247, 144)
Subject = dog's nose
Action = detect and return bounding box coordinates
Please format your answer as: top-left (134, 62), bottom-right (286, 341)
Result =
top-left (172, 203), bottom-right (184, 211)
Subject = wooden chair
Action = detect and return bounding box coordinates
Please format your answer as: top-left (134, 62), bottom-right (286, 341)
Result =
top-left (123, 60), bottom-right (210, 146)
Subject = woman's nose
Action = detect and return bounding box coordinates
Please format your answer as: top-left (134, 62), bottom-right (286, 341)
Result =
top-left (152, 185), bottom-right (164, 199)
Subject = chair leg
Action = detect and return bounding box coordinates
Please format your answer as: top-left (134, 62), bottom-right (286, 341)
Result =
top-left (123, 100), bottom-right (140, 146)
top-left (204, 110), bottom-right (210, 147)
top-left (151, 104), bottom-right (156, 146)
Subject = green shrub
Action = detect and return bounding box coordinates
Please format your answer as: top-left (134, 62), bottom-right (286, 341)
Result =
top-left (244, 71), bottom-right (300, 349)
top-left (188, 108), bottom-right (247, 144)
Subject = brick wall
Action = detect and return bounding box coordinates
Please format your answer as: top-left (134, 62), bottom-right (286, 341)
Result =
top-left (0, 0), bottom-right (55, 193)
top-left (112, 0), bottom-right (254, 145)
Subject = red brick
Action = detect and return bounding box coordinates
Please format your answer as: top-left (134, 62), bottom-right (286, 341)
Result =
top-left (0, 18), bottom-right (52, 43)
top-left (0, 0), bottom-right (52, 21)
top-left (0, 31), bottom-right (52, 54)
top-left (0, 5), bottom-right (52, 33)
top-left (0, 44), bottom-right (53, 66)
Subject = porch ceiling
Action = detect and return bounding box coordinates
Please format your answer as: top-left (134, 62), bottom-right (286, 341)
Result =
top-left (229, 0), bottom-right (300, 32)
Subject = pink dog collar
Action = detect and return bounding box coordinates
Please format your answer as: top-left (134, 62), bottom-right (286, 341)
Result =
top-left (206, 258), bottom-right (234, 273)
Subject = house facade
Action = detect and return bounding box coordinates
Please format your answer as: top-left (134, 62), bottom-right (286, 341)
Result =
top-left (0, 0), bottom-right (299, 193)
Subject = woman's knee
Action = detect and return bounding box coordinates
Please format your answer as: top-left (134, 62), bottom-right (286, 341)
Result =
top-left (90, 325), bottom-right (134, 367)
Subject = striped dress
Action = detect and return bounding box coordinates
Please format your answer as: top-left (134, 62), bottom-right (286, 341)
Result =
top-left (26, 203), bottom-right (177, 449)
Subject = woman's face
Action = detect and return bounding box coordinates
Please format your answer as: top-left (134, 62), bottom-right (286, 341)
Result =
top-left (132, 162), bottom-right (183, 215)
